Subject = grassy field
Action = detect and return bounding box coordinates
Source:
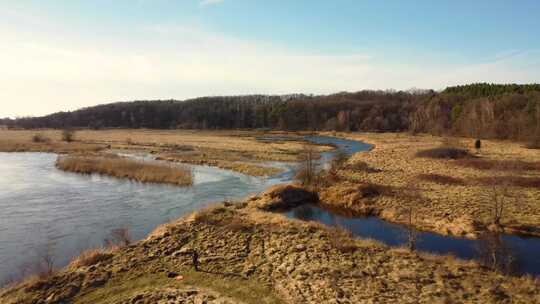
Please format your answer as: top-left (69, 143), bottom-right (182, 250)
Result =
top-left (0, 129), bottom-right (329, 176)
top-left (2, 202), bottom-right (538, 303)
top-left (319, 132), bottom-right (540, 238)
top-left (56, 155), bottom-right (193, 186)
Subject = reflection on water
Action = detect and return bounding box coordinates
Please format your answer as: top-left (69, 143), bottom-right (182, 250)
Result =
top-left (287, 204), bottom-right (540, 276)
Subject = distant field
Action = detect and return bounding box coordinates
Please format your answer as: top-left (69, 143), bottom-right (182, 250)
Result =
top-left (0, 129), bottom-right (330, 176)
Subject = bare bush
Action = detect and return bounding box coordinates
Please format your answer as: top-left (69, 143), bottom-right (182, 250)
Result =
top-left (295, 145), bottom-right (317, 187)
top-left (485, 176), bottom-right (517, 226)
top-left (62, 129), bottom-right (75, 142)
top-left (477, 232), bottom-right (515, 275)
top-left (398, 182), bottom-right (423, 252)
top-left (31, 134), bottom-right (50, 143)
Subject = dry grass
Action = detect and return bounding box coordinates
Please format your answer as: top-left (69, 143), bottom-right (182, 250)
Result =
top-left (474, 176), bottom-right (540, 189)
top-left (157, 152), bottom-right (283, 176)
top-left (56, 155), bottom-right (193, 186)
top-left (416, 173), bottom-right (466, 186)
top-left (326, 132), bottom-right (540, 238)
top-left (69, 248), bottom-right (114, 269)
top-left (0, 129), bottom-right (325, 176)
top-left (326, 226), bottom-right (358, 253)
top-left (455, 158), bottom-right (540, 171)
top-left (416, 147), bottom-right (473, 159)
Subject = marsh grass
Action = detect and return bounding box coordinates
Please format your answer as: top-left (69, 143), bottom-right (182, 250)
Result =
top-left (56, 156), bottom-right (193, 186)
top-left (416, 147), bottom-right (473, 159)
top-left (474, 176), bottom-right (540, 189)
top-left (455, 159), bottom-right (540, 171)
top-left (69, 248), bottom-right (114, 269)
top-left (326, 226), bottom-right (358, 253)
top-left (416, 173), bottom-right (466, 186)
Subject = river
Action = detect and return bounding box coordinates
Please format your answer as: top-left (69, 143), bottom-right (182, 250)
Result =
top-left (0, 136), bottom-right (539, 284)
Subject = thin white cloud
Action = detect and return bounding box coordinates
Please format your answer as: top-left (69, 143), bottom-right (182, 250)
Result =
top-left (200, 0), bottom-right (224, 7)
top-left (0, 16), bottom-right (539, 117)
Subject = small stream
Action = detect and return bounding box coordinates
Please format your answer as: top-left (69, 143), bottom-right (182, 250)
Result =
top-left (290, 136), bottom-right (540, 277)
top-left (0, 135), bottom-right (539, 284)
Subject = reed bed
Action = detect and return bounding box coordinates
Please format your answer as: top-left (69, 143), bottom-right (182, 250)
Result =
top-left (56, 156), bottom-right (193, 186)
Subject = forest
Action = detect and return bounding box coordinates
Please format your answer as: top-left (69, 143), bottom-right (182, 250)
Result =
top-left (2, 83), bottom-right (540, 142)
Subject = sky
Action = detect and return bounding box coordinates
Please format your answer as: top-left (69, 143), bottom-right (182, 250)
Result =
top-left (1, 0), bottom-right (540, 117)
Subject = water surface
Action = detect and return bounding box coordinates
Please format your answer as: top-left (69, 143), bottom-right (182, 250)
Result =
top-left (0, 152), bottom-right (293, 282)
top-left (1, 135), bottom-right (539, 283)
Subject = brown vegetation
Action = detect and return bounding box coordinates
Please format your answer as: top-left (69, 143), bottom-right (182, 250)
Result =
top-left (69, 249), bottom-right (114, 269)
top-left (31, 134), bottom-right (49, 143)
top-left (62, 129), bottom-right (75, 142)
top-left (416, 173), bottom-right (466, 186)
top-left (475, 176), bottom-right (540, 189)
top-left (324, 132), bottom-right (540, 238)
top-left (455, 158), bottom-right (540, 171)
top-left (2, 203), bottom-right (539, 304)
top-left (56, 155), bottom-right (193, 186)
top-left (416, 147), bottom-right (472, 159)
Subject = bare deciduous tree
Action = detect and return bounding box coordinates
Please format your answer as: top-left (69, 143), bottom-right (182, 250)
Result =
top-left (295, 144), bottom-right (317, 188)
top-left (399, 181), bottom-right (422, 252)
top-left (478, 232), bottom-right (515, 274)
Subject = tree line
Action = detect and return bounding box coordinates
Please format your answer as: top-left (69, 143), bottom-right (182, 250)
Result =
top-left (2, 83), bottom-right (539, 141)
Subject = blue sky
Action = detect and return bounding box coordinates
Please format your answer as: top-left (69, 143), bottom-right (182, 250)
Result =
top-left (1, 0), bottom-right (540, 117)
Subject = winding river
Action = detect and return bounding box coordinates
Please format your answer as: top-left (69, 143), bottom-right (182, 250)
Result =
top-left (0, 136), bottom-right (539, 284)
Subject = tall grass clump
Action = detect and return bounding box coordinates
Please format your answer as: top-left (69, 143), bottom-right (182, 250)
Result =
top-left (56, 156), bottom-right (193, 186)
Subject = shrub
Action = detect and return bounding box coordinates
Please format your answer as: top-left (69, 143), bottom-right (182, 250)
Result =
top-left (61, 129), bottom-right (75, 142)
top-left (416, 147), bottom-right (472, 159)
top-left (417, 173), bottom-right (466, 186)
top-left (31, 134), bottom-right (49, 143)
top-left (475, 139), bottom-right (482, 150)
top-left (295, 145), bottom-right (317, 187)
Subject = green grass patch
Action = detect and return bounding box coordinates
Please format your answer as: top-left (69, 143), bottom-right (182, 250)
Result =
top-left (75, 266), bottom-right (283, 304)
